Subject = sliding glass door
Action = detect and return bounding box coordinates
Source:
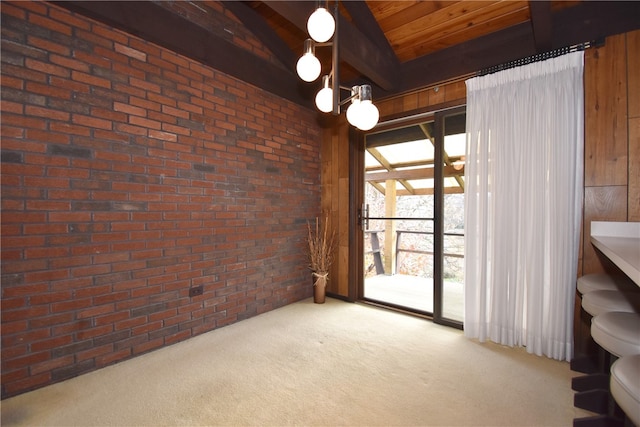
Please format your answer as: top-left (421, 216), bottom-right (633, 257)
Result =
top-left (359, 107), bottom-right (466, 328)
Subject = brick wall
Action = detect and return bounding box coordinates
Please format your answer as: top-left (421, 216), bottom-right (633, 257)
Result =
top-left (0, 1), bottom-right (321, 398)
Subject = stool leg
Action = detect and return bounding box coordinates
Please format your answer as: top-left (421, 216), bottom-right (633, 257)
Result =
top-left (573, 414), bottom-right (624, 427)
top-left (572, 305), bottom-right (602, 374)
top-left (574, 389), bottom-right (610, 414)
top-left (572, 373), bottom-right (609, 392)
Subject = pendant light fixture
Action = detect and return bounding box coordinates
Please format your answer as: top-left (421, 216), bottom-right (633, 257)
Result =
top-left (295, 1), bottom-right (379, 131)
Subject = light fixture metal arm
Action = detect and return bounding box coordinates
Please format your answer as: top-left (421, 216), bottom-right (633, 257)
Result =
top-left (331, 1), bottom-right (340, 115)
top-left (338, 86), bottom-right (358, 107)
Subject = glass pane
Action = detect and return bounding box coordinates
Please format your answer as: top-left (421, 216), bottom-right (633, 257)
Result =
top-left (375, 139), bottom-right (434, 165)
top-left (363, 120), bottom-right (436, 315)
top-left (442, 112), bottom-right (466, 323)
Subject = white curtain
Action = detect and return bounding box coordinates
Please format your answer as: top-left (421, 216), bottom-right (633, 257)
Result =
top-left (464, 51), bottom-right (584, 361)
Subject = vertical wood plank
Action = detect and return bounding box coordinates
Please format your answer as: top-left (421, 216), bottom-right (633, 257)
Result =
top-left (583, 186), bottom-right (628, 274)
top-left (321, 117), bottom-right (351, 297)
top-left (626, 30), bottom-right (640, 221)
top-left (417, 89), bottom-right (430, 108)
top-left (445, 80), bottom-right (467, 102)
top-left (402, 92), bottom-right (419, 111)
top-left (629, 117), bottom-right (640, 220)
top-left (337, 176), bottom-right (350, 295)
top-left (627, 30), bottom-right (640, 120)
top-left (584, 34), bottom-right (628, 187)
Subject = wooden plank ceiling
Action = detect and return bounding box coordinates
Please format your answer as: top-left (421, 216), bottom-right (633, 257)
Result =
top-left (56, 1), bottom-right (640, 107)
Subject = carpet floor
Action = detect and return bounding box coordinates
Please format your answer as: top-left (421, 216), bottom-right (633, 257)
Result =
top-left (1, 297), bottom-right (593, 426)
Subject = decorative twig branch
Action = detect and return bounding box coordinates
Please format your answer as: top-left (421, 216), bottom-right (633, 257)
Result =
top-left (306, 215), bottom-right (336, 278)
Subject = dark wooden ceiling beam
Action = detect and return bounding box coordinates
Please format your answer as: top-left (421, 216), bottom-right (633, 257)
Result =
top-left (262, 1), bottom-right (399, 91)
top-left (221, 1), bottom-right (297, 71)
top-left (341, 1), bottom-right (399, 70)
top-left (551, 1), bottom-right (640, 48)
top-left (388, 0), bottom-right (640, 98)
top-left (53, 1), bottom-right (310, 107)
top-left (395, 22), bottom-right (533, 96)
top-left (528, 1), bottom-right (552, 52)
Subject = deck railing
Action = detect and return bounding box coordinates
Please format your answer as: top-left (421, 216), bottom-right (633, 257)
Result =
top-left (365, 229), bottom-right (464, 276)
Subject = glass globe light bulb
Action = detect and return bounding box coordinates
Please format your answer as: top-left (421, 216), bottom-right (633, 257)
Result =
top-left (296, 53), bottom-right (321, 82)
top-left (355, 100), bottom-right (379, 131)
top-left (346, 99), bottom-right (362, 128)
top-left (315, 87), bottom-right (333, 113)
top-left (307, 7), bottom-right (335, 43)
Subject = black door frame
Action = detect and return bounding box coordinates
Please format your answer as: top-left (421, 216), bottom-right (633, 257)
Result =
top-left (349, 106), bottom-right (465, 330)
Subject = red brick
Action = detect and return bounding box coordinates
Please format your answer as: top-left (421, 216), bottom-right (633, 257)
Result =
top-left (114, 43), bottom-right (146, 61)
top-left (1, 235), bottom-right (46, 249)
top-left (25, 200), bottom-right (71, 211)
top-left (50, 298), bottom-right (92, 313)
top-left (49, 7), bottom-right (91, 30)
top-left (78, 304), bottom-right (115, 319)
top-left (113, 102), bottom-right (146, 117)
top-left (94, 311), bottom-right (129, 327)
top-left (48, 122), bottom-right (91, 136)
top-left (133, 337), bottom-right (163, 355)
top-left (1, 2), bottom-right (26, 18)
top-left (25, 58), bottom-right (70, 78)
top-left (50, 54), bottom-right (90, 72)
top-left (23, 245), bottom-right (68, 260)
top-left (1, 100), bottom-right (24, 114)
top-left (30, 355), bottom-right (75, 376)
top-left (76, 325), bottom-right (113, 341)
top-left (25, 224), bottom-right (70, 238)
top-left (71, 264), bottom-right (111, 278)
top-left (129, 115), bottom-right (161, 130)
top-left (97, 349), bottom-right (132, 366)
top-left (1, 305), bottom-right (50, 324)
top-left (76, 343), bottom-right (114, 362)
top-left (92, 24), bottom-right (129, 45)
top-left (160, 50), bottom-right (190, 68)
top-left (71, 114), bottom-right (112, 130)
top-left (2, 113), bottom-right (48, 130)
top-left (29, 13), bottom-right (72, 35)
top-left (111, 62), bottom-right (146, 80)
top-left (31, 335), bottom-right (73, 353)
top-left (130, 76), bottom-right (161, 93)
top-left (70, 71), bottom-right (111, 89)
top-left (71, 50), bottom-right (111, 69)
top-left (49, 278), bottom-right (92, 293)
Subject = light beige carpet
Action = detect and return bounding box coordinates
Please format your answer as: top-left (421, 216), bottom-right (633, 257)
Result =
top-left (1, 297), bottom-right (592, 426)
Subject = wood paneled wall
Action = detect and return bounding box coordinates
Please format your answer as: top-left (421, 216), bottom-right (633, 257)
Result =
top-left (320, 117), bottom-right (351, 297)
top-left (582, 30), bottom-right (640, 275)
top-left (321, 30), bottom-right (639, 298)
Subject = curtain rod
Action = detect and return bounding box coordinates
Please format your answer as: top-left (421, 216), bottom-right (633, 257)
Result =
top-left (477, 38), bottom-right (604, 77)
